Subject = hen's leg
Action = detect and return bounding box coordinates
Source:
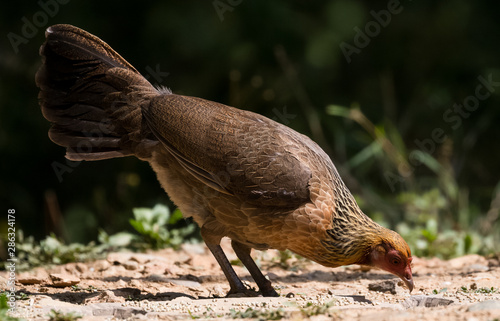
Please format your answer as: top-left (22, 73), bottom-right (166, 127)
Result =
top-left (204, 242), bottom-right (258, 296)
top-left (231, 240), bottom-right (279, 297)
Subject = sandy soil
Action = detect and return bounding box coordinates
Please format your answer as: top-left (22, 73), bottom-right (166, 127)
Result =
top-left (2, 239), bottom-right (500, 320)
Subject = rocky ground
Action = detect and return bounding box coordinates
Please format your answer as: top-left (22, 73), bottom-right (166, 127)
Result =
top-left (2, 239), bottom-right (500, 320)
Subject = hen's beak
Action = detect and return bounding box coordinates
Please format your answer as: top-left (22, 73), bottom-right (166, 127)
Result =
top-left (401, 264), bottom-right (414, 292)
top-left (403, 275), bottom-right (414, 293)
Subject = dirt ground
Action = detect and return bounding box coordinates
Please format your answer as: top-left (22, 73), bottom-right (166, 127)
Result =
top-left (2, 239), bottom-right (500, 320)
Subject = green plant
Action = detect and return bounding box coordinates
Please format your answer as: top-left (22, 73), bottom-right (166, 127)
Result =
top-left (187, 309), bottom-right (200, 319)
top-left (0, 293), bottom-right (24, 321)
top-left (229, 307), bottom-right (285, 320)
top-left (300, 301), bottom-right (335, 317)
top-left (125, 295), bottom-right (140, 301)
top-left (70, 285), bottom-right (98, 293)
top-left (271, 250), bottom-right (307, 271)
top-left (475, 287), bottom-right (498, 294)
top-left (129, 205), bottom-right (196, 249)
top-left (432, 288), bottom-right (447, 294)
top-left (188, 306), bottom-right (225, 319)
top-left (2, 204), bottom-right (198, 271)
top-left (97, 230), bottom-right (139, 250)
top-left (47, 310), bottom-right (82, 321)
top-left (458, 286), bottom-right (498, 294)
top-left (13, 232), bottom-right (107, 271)
top-left (15, 293), bottom-right (28, 301)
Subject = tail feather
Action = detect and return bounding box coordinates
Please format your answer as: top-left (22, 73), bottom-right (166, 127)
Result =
top-left (36, 24), bottom-right (159, 161)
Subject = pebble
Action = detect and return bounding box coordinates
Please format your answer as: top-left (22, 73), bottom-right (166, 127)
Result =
top-left (210, 285), bottom-right (226, 297)
top-left (181, 243), bottom-right (206, 255)
top-left (467, 300), bottom-right (500, 312)
top-left (167, 278), bottom-right (201, 288)
top-left (17, 274), bottom-right (45, 285)
top-left (368, 280), bottom-right (397, 294)
top-left (49, 273), bottom-right (80, 287)
top-left (401, 295), bottom-right (454, 309)
top-left (93, 259), bottom-right (111, 271)
top-left (448, 255), bottom-right (489, 269)
top-left (123, 260), bottom-right (140, 270)
top-left (107, 252), bottom-right (135, 264)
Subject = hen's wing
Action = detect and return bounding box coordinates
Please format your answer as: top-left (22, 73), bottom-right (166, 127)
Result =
top-left (143, 94), bottom-right (312, 208)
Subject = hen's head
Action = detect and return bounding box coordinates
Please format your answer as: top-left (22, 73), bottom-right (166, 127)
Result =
top-left (363, 229), bottom-right (413, 292)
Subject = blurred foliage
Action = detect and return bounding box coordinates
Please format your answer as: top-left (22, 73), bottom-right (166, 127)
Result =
top-left (47, 310), bottom-right (82, 321)
top-left (0, 1), bottom-right (499, 259)
top-left (13, 231), bottom-right (105, 270)
top-left (124, 204), bottom-right (196, 250)
top-left (2, 205), bottom-right (197, 271)
top-left (300, 301), bottom-right (336, 318)
top-left (270, 250), bottom-right (309, 272)
top-left (0, 292), bottom-right (24, 321)
top-left (229, 307), bottom-right (286, 320)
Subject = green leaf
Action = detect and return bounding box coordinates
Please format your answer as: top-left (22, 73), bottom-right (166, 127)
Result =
top-left (464, 233), bottom-right (472, 253)
top-left (129, 219), bottom-right (147, 235)
top-left (325, 104), bottom-right (351, 118)
top-left (169, 208), bottom-right (185, 224)
top-left (348, 140), bottom-right (383, 168)
top-left (409, 150), bottom-right (442, 173)
top-left (106, 232), bottom-right (136, 247)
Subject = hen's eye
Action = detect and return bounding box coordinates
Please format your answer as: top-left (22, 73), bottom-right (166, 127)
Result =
top-left (391, 258), bottom-right (400, 265)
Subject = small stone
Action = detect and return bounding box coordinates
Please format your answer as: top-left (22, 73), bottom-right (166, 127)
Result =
top-left (181, 243), bottom-right (206, 255)
top-left (114, 307), bottom-right (147, 318)
top-left (487, 258), bottom-right (500, 267)
top-left (130, 253), bottom-right (165, 264)
top-left (123, 260), bottom-right (139, 270)
top-left (18, 273), bottom-right (45, 285)
top-left (467, 264), bottom-right (489, 272)
top-left (467, 300), bottom-right (500, 312)
top-left (448, 255), bottom-right (488, 269)
top-left (210, 285), bottom-right (226, 298)
top-left (167, 278), bottom-right (201, 288)
top-left (93, 260), bottom-right (111, 271)
top-left (49, 273), bottom-right (80, 287)
top-left (107, 252), bottom-right (134, 265)
top-left (85, 290), bottom-right (125, 304)
top-left (101, 265), bottom-right (126, 277)
top-left (74, 263), bottom-right (88, 273)
top-left (402, 295), bottom-right (454, 309)
top-left (286, 292), bottom-right (295, 298)
top-left (92, 307), bottom-right (115, 317)
top-left (129, 279), bottom-right (143, 288)
top-left (148, 274), bottom-right (170, 283)
top-left (368, 280), bottom-right (397, 294)
top-left (90, 303), bottom-right (124, 316)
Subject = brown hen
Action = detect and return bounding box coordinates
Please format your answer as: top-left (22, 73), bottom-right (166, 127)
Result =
top-left (36, 24), bottom-right (413, 297)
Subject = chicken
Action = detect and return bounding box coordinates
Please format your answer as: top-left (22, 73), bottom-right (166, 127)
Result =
top-left (36, 24), bottom-right (414, 297)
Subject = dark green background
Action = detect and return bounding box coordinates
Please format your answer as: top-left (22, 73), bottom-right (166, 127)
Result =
top-left (1, 1), bottom-right (499, 244)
